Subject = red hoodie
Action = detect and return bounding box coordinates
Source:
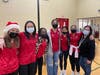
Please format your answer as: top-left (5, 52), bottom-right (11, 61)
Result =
top-left (18, 32), bottom-right (38, 65)
top-left (36, 39), bottom-right (47, 58)
top-left (0, 47), bottom-right (19, 75)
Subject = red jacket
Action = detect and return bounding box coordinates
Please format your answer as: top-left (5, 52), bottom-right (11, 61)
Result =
top-left (70, 32), bottom-right (82, 52)
top-left (0, 47), bottom-right (19, 75)
top-left (50, 29), bottom-right (60, 52)
top-left (18, 32), bottom-right (38, 65)
top-left (36, 39), bottom-right (47, 58)
top-left (61, 34), bottom-right (69, 51)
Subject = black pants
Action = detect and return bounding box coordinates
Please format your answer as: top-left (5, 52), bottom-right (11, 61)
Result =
top-left (69, 53), bottom-right (80, 72)
top-left (35, 57), bottom-right (43, 75)
top-left (19, 62), bottom-right (36, 75)
top-left (59, 50), bottom-right (69, 70)
top-left (5, 70), bottom-right (18, 75)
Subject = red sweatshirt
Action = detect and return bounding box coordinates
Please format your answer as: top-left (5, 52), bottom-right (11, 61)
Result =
top-left (0, 47), bottom-right (19, 75)
top-left (50, 29), bottom-right (60, 52)
top-left (18, 32), bottom-right (38, 65)
top-left (36, 39), bottom-right (47, 58)
top-left (61, 34), bottom-right (69, 51)
top-left (70, 32), bottom-right (82, 52)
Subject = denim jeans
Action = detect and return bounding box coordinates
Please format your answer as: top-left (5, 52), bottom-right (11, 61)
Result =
top-left (79, 56), bottom-right (92, 75)
top-left (46, 51), bottom-right (59, 75)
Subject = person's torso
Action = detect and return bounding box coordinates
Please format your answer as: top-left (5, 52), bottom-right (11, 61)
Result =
top-left (50, 29), bottom-right (60, 52)
top-left (19, 32), bottom-right (38, 65)
top-left (0, 47), bottom-right (19, 74)
top-left (36, 39), bottom-right (47, 58)
top-left (70, 32), bottom-right (82, 46)
top-left (61, 34), bottom-right (68, 51)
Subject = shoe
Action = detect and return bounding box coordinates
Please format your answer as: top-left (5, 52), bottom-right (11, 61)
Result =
top-left (76, 72), bottom-right (80, 75)
top-left (60, 70), bottom-right (63, 75)
top-left (71, 71), bottom-right (74, 75)
top-left (63, 70), bottom-right (66, 75)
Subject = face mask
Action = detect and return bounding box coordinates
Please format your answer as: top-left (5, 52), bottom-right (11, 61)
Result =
top-left (9, 32), bottom-right (18, 38)
top-left (83, 30), bottom-right (90, 36)
top-left (41, 34), bottom-right (47, 38)
top-left (62, 32), bottom-right (67, 35)
top-left (26, 27), bottom-right (34, 33)
top-left (52, 24), bottom-right (58, 29)
top-left (71, 29), bottom-right (76, 33)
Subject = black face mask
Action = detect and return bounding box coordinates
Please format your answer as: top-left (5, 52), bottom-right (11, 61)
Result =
top-left (52, 24), bottom-right (58, 29)
top-left (71, 29), bottom-right (76, 33)
top-left (62, 32), bottom-right (67, 35)
top-left (9, 32), bottom-right (18, 38)
top-left (41, 34), bottom-right (47, 38)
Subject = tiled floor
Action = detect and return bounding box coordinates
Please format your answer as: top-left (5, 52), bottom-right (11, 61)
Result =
top-left (36, 39), bottom-right (100, 75)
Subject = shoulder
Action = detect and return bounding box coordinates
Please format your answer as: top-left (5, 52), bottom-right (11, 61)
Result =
top-left (18, 32), bottom-right (25, 38)
top-left (19, 32), bottom-right (24, 36)
top-left (77, 32), bottom-right (83, 35)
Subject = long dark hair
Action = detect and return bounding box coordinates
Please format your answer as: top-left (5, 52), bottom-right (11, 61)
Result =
top-left (24, 20), bottom-right (36, 39)
top-left (38, 28), bottom-right (49, 44)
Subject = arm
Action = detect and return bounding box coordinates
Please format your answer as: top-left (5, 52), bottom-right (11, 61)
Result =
top-left (88, 39), bottom-right (95, 61)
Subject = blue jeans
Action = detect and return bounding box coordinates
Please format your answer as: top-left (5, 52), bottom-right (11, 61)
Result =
top-left (79, 56), bottom-right (92, 75)
top-left (46, 51), bottom-right (59, 75)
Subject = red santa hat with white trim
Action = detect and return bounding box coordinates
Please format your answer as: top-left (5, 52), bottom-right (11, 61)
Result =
top-left (4, 21), bottom-right (20, 33)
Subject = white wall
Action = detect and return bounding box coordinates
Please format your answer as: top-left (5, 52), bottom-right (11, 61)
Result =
top-left (40, 0), bottom-right (77, 29)
top-left (0, 0), bottom-right (77, 35)
top-left (77, 0), bottom-right (100, 18)
top-left (0, 0), bottom-right (37, 35)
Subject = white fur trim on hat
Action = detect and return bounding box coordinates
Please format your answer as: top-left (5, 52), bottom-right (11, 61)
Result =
top-left (4, 24), bottom-right (20, 33)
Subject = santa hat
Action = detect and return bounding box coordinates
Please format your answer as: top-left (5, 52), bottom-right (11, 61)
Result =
top-left (4, 21), bottom-right (20, 33)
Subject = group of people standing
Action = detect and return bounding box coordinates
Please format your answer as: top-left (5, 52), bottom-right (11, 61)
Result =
top-left (0, 18), bottom-right (95, 75)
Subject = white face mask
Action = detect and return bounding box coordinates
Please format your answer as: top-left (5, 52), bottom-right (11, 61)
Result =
top-left (26, 27), bottom-right (34, 33)
top-left (83, 30), bottom-right (90, 36)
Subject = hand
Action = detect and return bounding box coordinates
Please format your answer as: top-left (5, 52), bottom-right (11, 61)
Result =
top-left (86, 60), bottom-right (91, 64)
top-left (89, 35), bottom-right (94, 40)
top-left (0, 38), bottom-right (5, 50)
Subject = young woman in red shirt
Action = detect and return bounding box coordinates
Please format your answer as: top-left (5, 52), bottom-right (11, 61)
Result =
top-left (47, 18), bottom-right (60, 75)
top-left (18, 21), bottom-right (38, 75)
top-left (0, 22), bottom-right (20, 75)
top-left (69, 25), bottom-right (82, 75)
top-left (35, 28), bottom-right (49, 75)
top-left (59, 26), bottom-right (70, 75)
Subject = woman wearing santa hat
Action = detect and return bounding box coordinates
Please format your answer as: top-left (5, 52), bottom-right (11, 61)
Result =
top-left (18, 20), bottom-right (38, 75)
top-left (0, 21), bottom-right (20, 75)
top-left (69, 25), bottom-right (82, 75)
